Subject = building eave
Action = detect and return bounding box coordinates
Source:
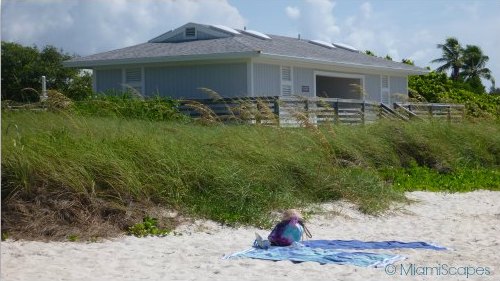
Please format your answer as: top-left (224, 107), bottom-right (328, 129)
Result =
top-left (63, 51), bottom-right (261, 68)
top-left (64, 50), bottom-right (429, 76)
top-left (258, 53), bottom-right (429, 75)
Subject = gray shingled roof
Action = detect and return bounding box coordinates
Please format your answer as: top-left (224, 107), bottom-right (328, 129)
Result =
top-left (65, 31), bottom-right (427, 74)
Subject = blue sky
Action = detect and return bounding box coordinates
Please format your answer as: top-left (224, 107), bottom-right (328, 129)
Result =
top-left (2, 0), bottom-right (499, 88)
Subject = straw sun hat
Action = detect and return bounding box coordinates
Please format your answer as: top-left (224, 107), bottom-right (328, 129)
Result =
top-left (282, 209), bottom-right (303, 221)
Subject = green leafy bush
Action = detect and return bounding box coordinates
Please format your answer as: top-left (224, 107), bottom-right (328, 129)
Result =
top-left (409, 72), bottom-right (500, 118)
top-left (1, 42), bottom-right (89, 102)
top-left (73, 91), bottom-right (187, 121)
top-left (2, 111), bottom-right (498, 239)
top-left (128, 217), bottom-right (170, 237)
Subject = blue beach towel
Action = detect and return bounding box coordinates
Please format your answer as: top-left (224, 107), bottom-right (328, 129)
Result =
top-left (225, 240), bottom-right (446, 267)
top-left (302, 240), bottom-right (446, 251)
top-left (225, 243), bottom-right (404, 267)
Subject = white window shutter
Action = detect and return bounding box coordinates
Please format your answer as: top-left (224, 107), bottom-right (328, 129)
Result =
top-left (281, 66), bottom-right (291, 81)
top-left (381, 75), bottom-right (390, 104)
top-left (126, 68), bottom-right (141, 83)
top-left (124, 68), bottom-right (143, 94)
top-left (281, 85), bottom-right (292, 96)
top-left (281, 66), bottom-right (293, 96)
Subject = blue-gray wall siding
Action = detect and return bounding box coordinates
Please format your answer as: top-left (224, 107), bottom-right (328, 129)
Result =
top-left (364, 75), bottom-right (380, 102)
top-left (252, 64), bottom-right (407, 102)
top-left (145, 63), bottom-right (247, 98)
top-left (94, 63), bottom-right (408, 102)
top-left (95, 69), bottom-right (122, 93)
top-left (390, 76), bottom-right (408, 101)
top-left (253, 63), bottom-right (280, 96)
top-left (293, 67), bottom-right (314, 97)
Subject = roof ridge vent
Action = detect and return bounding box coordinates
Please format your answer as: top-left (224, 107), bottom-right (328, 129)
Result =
top-left (333, 42), bottom-right (359, 52)
top-left (241, 29), bottom-right (271, 40)
top-left (308, 39), bottom-right (336, 49)
top-left (210, 24), bottom-right (241, 35)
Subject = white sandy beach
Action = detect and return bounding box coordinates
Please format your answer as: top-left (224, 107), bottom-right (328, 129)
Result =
top-left (1, 191), bottom-right (499, 281)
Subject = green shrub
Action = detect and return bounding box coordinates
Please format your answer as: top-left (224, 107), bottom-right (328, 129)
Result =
top-left (73, 91), bottom-right (186, 121)
top-left (409, 72), bottom-right (500, 118)
top-left (1, 111), bottom-right (498, 239)
top-left (128, 216), bottom-right (170, 237)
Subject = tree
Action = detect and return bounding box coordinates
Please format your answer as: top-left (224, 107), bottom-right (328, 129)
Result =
top-left (401, 58), bottom-right (415, 65)
top-left (365, 50), bottom-right (376, 56)
top-left (489, 85), bottom-right (500, 95)
top-left (409, 71), bottom-right (500, 117)
top-left (64, 72), bottom-right (93, 100)
top-left (1, 41), bottom-right (91, 102)
top-left (431, 37), bottom-right (463, 80)
top-left (384, 55), bottom-right (393, 61)
top-left (460, 45), bottom-right (495, 92)
top-left (1, 42), bottom-right (40, 101)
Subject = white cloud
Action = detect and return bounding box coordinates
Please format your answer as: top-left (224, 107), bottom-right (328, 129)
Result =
top-left (344, 28), bottom-right (375, 50)
top-left (409, 48), bottom-right (434, 62)
top-left (341, 3), bottom-right (411, 62)
top-left (360, 2), bottom-right (372, 19)
top-left (287, 0), bottom-right (340, 41)
top-left (285, 6), bottom-right (301, 20)
top-left (1, 0), bottom-right (246, 55)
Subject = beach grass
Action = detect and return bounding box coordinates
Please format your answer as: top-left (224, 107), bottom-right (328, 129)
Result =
top-left (1, 110), bottom-right (499, 240)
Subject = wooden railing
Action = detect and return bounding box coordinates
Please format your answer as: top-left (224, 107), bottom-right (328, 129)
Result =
top-left (396, 103), bottom-right (465, 122)
top-left (178, 97), bottom-right (466, 125)
top-left (178, 97), bottom-right (280, 124)
top-left (278, 97), bottom-right (380, 125)
top-left (3, 96), bottom-right (467, 125)
top-left (381, 103), bottom-right (410, 121)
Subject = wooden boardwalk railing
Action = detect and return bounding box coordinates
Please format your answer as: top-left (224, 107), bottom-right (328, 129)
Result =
top-left (278, 97), bottom-right (380, 125)
top-left (396, 103), bottom-right (465, 122)
top-left (178, 97), bottom-right (280, 124)
top-left (3, 96), bottom-right (467, 125)
top-left (178, 97), bottom-right (466, 126)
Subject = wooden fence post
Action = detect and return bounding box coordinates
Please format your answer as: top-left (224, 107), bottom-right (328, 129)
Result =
top-left (333, 101), bottom-right (339, 124)
top-left (447, 105), bottom-right (452, 123)
top-left (361, 101), bottom-right (365, 125)
top-left (274, 97), bottom-right (280, 126)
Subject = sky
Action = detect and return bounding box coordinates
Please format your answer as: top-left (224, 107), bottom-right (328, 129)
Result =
top-left (1, 0), bottom-right (499, 88)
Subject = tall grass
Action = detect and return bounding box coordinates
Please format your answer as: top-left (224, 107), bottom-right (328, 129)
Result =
top-left (2, 111), bottom-right (499, 240)
top-left (72, 91), bottom-right (185, 121)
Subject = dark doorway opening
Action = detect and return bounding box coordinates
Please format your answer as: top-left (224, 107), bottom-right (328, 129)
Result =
top-left (316, 76), bottom-right (362, 99)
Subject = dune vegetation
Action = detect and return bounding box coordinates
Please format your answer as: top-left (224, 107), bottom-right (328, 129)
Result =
top-left (2, 100), bottom-right (499, 240)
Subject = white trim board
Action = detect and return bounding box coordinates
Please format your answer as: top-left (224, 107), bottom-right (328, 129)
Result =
top-left (247, 60), bottom-right (254, 97)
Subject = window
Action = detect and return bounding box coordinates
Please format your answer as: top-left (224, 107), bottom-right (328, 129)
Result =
top-left (281, 66), bottom-right (293, 96)
top-left (185, 27), bottom-right (196, 38)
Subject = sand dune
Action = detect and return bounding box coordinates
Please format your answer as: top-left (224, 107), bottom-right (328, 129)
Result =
top-left (2, 191), bottom-right (499, 281)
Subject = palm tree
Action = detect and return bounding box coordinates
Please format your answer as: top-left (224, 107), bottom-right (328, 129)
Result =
top-left (460, 45), bottom-right (495, 86)
top-left (431, 37), bottom-right (463, 80)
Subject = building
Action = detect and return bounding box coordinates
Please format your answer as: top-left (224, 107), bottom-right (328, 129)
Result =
top-left (64, 22), bottom-right (428, 105)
